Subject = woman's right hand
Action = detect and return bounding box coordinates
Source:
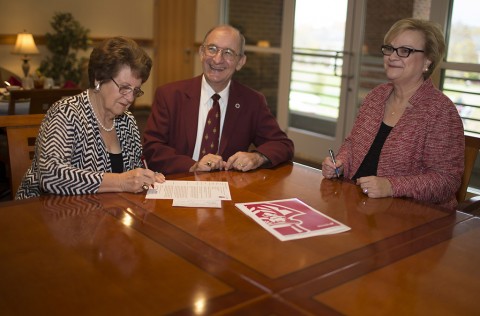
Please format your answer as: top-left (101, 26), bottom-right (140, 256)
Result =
top-left (120, 168), bottom-right (165, 193)
top-left (321, 156), bottom-right (343, 179)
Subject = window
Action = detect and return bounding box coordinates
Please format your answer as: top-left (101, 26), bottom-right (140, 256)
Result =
top-left (440, 0), bottom-right (480, 136)
top-left (288, 0), bottom-right (348, 136)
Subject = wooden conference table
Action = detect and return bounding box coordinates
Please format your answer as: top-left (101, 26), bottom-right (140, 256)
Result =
top-left (0, 162), bottom-right (479, 315)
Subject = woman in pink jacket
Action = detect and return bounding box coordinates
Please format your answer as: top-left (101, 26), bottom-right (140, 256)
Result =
top-left (322, 18), bottom-right (464, 210)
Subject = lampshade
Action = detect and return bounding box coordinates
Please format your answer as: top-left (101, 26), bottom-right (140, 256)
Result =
top-left (12, 32), bottom-right (39, 55)
top-left (12, 32), bottom-right (39, 79)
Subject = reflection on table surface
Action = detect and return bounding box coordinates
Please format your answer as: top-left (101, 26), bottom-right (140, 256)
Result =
top-left (0, 162), bottom-right (477, 315)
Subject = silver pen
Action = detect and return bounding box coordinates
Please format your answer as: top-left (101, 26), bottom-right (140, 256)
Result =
top-left (328, 149), bottom-right (340, 178)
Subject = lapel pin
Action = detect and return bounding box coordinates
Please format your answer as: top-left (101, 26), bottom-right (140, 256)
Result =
top-left (235, 103), bottom-right (240, 109)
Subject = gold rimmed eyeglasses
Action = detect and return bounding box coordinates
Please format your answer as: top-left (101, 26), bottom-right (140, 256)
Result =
top-left (201, 44), bottom-right (241, 62)
top-left (111, 77), bottom-right (144, 98)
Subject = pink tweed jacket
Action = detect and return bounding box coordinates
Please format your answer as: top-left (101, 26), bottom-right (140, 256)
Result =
top-left (338, 79), bottom-right (464, 210)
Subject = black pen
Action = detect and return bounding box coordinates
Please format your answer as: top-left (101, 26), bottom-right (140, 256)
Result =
top-left (328, 149), bottom-right (340, 178)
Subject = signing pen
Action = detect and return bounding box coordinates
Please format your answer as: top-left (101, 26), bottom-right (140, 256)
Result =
top-left (328, 149), bottom-right (340, 178)
top-left (141, 155), bottom-right (155, 188)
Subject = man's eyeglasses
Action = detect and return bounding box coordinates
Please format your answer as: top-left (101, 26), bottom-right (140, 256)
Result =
top-left (201, 45), bottom-right (241, 62)
top-left (111, 77), bottom-right (144, 98)
top-left (381, 45), bottom-right (425, 58)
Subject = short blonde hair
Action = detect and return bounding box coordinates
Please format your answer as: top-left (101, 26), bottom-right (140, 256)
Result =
top-left (384, 18), bottom-right (445, 79)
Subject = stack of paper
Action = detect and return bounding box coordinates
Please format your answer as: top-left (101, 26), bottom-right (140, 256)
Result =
top-left (146, 180), bottom-right (231, 208)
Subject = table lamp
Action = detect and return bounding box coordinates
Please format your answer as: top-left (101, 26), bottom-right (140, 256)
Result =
top-left (12, 31), bottom-right (39, 78)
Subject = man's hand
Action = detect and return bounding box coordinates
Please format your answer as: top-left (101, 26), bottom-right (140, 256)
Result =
top-left (225, 151), bottom-right (268, 172)
top-left (190, 154), bottom-right (226, 172)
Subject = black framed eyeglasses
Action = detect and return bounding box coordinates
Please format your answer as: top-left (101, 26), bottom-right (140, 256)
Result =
top-left (381, 45), bottom-right (425, 58)
top-left (201, 44), bottom-right (241, 61)
top-left (110, 77), bottom-right (144, 98)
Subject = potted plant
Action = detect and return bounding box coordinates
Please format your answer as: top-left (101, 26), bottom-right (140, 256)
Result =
top-left (38, 12), bottom-right (90, 87)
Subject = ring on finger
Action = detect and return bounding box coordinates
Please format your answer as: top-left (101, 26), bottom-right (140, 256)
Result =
top-left (207, 161), bottom-right (212, 167)
top-left (363, 188), bottom-right (368, 194)
top-left (142, 183), bottom-right (149, 190)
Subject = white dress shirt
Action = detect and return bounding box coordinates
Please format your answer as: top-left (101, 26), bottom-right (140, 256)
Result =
top-left (192, 76), bottom-right (230, 160)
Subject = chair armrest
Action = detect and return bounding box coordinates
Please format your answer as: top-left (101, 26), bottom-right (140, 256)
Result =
top-left (458, 195), bottom-right (480, 216)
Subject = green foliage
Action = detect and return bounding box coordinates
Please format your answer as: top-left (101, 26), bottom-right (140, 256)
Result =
top-left (38, 12), bottom-right (90, 85)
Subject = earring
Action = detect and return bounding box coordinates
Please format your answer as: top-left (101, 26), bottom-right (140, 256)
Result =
top-left (94, 82), bottom-right (100, 92)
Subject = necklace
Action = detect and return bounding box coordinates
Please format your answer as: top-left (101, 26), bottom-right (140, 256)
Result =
top-left (94, 113), bottom-right (115, 132)
top-left (87, 90), bottom-right (115, 132)
top-left (387, 98), bottom-right (406, 116)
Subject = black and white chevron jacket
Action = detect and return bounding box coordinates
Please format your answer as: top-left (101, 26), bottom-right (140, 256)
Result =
top-left (16, 90), bottom-right (143, 200)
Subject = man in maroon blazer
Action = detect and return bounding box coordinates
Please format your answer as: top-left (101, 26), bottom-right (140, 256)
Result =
top-left (143, 25), bottom-right (294, 175)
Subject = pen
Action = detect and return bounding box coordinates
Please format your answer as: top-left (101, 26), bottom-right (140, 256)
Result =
top-left (141, 155), bottom-right (154, 188)
top-left (328, 149), bottom-right (340, 178)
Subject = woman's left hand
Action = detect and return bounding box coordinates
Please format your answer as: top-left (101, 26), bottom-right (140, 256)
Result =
top-left (356, 176), bottom-right (393, 198)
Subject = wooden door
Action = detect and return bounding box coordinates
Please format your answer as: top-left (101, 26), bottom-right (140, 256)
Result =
top-left (154, 0), bottom-right (196, 88)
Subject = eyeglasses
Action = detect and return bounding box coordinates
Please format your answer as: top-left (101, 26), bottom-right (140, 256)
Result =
top-left (381, 45), bottom-right (425, 58)
top-left (201, 44), bottom-right (241, 62)
top-left (110, 77), bottom-right (144, 98)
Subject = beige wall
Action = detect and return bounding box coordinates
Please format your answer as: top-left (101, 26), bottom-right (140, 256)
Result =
top-left (0, 0), bottom-right (154, 105)
top-left (194, 0), bottom-right (223, 75)
top-left (0, 0), bottom-right (224, 106)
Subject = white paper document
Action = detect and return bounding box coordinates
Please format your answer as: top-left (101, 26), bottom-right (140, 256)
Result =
top-left (172, 199), bottom-right (223, 208)
top-left (146, 180), bottom-right (231, 201)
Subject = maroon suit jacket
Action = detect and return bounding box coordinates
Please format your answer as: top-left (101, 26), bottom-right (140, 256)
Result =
top-left (143, 75), bottom-right (294, 175)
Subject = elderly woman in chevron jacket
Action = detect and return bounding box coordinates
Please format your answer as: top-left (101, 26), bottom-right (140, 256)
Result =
top-left (16, 37), bottom-right (165, 200)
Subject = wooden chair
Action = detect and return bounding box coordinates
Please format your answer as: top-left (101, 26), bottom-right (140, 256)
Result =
top-left (8, 88), bottom-right (82, 115)
top-left (457, 135), bottom-right (480, 202)
top-left (0, 114), bottom-right (44, 199)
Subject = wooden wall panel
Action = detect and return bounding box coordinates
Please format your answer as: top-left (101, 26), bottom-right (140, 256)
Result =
top-left (154, 0), bottom-right (196, 88)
